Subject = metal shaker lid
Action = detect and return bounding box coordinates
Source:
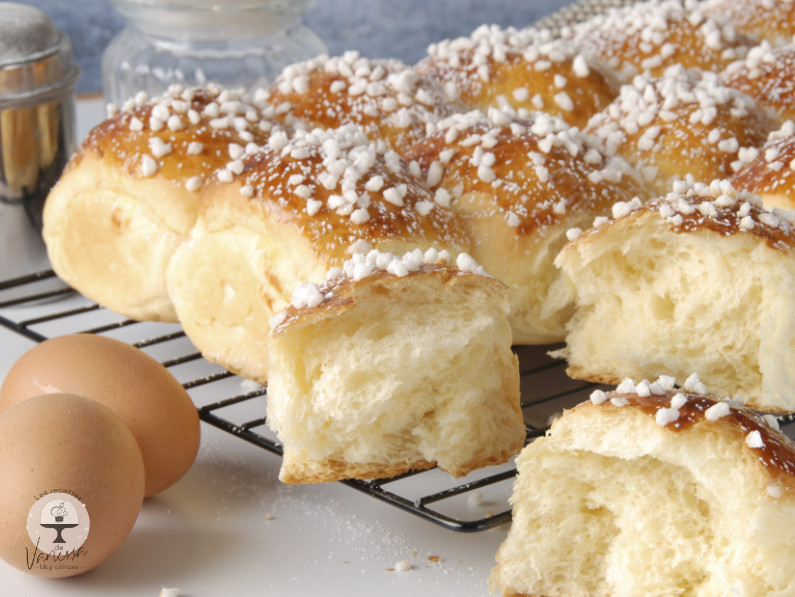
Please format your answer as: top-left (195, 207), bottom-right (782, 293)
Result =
top-left (0, 2), bottom-right (81, 103)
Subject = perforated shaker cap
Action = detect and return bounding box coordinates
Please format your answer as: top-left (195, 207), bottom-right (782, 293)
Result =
top-left (0, 2), bottom-right (81, 102)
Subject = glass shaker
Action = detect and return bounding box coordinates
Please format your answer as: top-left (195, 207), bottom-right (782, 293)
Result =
top-left (0, 2), bottom-right (81, 279)
top-left (101, 0), bottom-right (327, 106)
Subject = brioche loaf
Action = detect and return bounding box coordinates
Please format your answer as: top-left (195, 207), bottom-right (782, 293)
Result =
top-left (404, 108), bottom-right (648, 344)
top-left (42, 85), bottom-right (278, 321)
top-left (490, 380), bottom-right (795, 597)
top-left (584, 65), bottom-right (778, 196)
top-left (415, 24), bottom-right (619, 130)
top-left (166, 124), bottom-right (470, 382)
top-left (562, 0), bottom-right (752, 83)
top-left (554, 178), bottom-right (795, 414)
top-left (266, 248), bottom-right (524, 484)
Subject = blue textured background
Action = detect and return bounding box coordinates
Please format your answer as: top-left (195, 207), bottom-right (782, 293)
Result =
top-left (13, 0), bottom-right (572, 94)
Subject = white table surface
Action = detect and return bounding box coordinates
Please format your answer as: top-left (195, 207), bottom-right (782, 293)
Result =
top-left (0, 98), bottom-right (515, 597)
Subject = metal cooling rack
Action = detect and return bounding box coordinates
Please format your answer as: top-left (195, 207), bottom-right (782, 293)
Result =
top-left (2, 272), bottom-right (795, 532)
top-left (0, 269), bottom-right (604, 532)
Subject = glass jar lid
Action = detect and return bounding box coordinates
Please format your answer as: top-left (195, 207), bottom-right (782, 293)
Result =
top-left (110, 0), bottom-right (316, 41)
top-left (0, 2), bottom-right (81, 104)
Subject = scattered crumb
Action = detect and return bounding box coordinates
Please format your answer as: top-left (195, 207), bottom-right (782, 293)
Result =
top-left (394, 560), bottom-right (413, 572)
top-left (467, 489), bottom-right (484, 507)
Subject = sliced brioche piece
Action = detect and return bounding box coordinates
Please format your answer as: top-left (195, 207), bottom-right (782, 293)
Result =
top-left (584, 65), bottom-right (778, 197)
top-left (562, 0), bottom-right (752, 83)
top-left (42, 85), bottom-right (278, 321)
top-left (166, 124), bottom-right (470, 383)
top-left (491, 380), bottom-right (795, 597)
top-left (266, 248), bottom-right (524, 484)
top-left (415, 24), bottom-right (619, 130)
top-left (732, 120), bottom-right (795, 211)
top-left (404, 108), bottom-right (649, 345)
top-left (555, 178), bottom-right (795, 413)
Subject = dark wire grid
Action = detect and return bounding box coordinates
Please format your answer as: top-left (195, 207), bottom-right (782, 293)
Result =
top-left (2, 271), bottom-right (793, 532)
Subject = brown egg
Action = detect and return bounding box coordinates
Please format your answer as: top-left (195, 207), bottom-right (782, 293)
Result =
top-left (0, 334), bottom-right (200, 497)
top-left (0, 393), bottom-right (144, 577)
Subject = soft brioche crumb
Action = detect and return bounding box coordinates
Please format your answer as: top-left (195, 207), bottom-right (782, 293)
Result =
top-left (266, 253), bottom-right (524, 483)
top-left (554, 178), bottom-right (795, 413)
top-left (491, 388), bottom-right (795, 597)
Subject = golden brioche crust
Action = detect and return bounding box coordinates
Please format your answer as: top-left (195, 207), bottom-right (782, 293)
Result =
top-left (415, 25), bottom-right (619, 130)
top-left (564, 0), bottom-right (752, 82)
top-left (279, 453), bottom-right (437, 485)
top-left (72, 86), bottom-right (278, 196)
top-left (271, 258), bottom-right (504, 336)
top-left (731, 122), bottom-right (795, 211)
top-left (568, 178), bottom-right (795, 253)
top-left (720, 42), bottom-right (795, 122)
top-left (583, 388), bottom-right (795, 487)
top-left (208, 125), bottom-right (470, 263)
top-left (702, 0), bottom-right (795, 47)
top-left (585, 66), bottom-right (778, 196)
top-left (260, 53), bottom-right (460, 155)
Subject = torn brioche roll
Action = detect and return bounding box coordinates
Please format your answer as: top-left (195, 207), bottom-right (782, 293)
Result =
top-left (258, 51), bottom-right (461, 155)
top-left (404, 108), bottom-right (649, 345)
top-left (731, 121), bottom-right (795, 211)
top-left (414, 24), bottom-right (619, 130)
top-left (584, 65), bottom-right (778, 196)
top-left (266, 248), bottom-right (525, 484)
top-left (720, 42), bottom-right (795, 123)
top-left (42, 84), bottom-right (279, 322)
top-left (490, 379), bottom-right (795, 597)
top-left (562, 0), bottom-right (752, 84)
top-left (702, 0), bottom-right (795, 48)
top-left (166, 124), bottom-right (470, 383)
top-left (554, 178), bottom-right (795, 414)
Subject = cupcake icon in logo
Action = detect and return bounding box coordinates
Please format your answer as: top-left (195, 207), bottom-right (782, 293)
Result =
top-left (27, 492), bottom-right (90, 554)
top-left (51, 502), bottom-right (67, 523)
top-left (39, 500), bottom-right (78, 543)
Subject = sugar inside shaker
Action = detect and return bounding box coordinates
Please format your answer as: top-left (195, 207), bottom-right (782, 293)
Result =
top-left (0, 2), bottom-right (81, 279)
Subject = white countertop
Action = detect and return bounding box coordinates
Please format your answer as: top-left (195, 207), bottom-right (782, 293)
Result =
top-left (0, 97), bottom-right (514, 597)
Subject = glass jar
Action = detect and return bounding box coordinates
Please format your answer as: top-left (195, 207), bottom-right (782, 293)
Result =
top-left (101, 0), bottom-right (327, 105)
